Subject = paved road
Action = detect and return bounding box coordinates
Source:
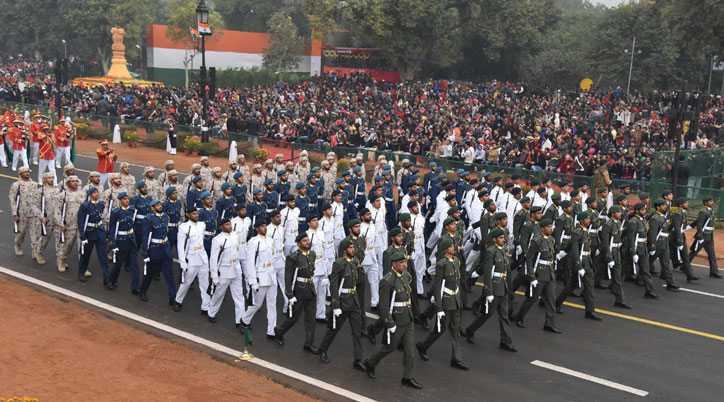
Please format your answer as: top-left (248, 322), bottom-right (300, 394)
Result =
top-left (2, 155), bottom-right (724, 401)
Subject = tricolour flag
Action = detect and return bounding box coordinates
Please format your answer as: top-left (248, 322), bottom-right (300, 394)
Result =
top-left (189, 27), bottom-right (199, 38)
top-left (198, 22), bottom-right (211, 35)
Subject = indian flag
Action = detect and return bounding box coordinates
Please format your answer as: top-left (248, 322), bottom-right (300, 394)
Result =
top-left (189, 27), bottom-right (199, 38)
top-left (198, 22), bottom-right (211, 35)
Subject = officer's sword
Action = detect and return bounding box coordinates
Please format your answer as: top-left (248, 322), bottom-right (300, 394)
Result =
top-left (632, 234), bottom-right (639, 275)
top-left (289, 268), bottom-right (299, 318)
top-left (387, 290), bottom-right (396, 345)
top-left (13, 192), bottom-right (20, 233)
top-left (437, 279), bottom-right (445, 333)
top-left (333, 278), bottom-right (344, 330)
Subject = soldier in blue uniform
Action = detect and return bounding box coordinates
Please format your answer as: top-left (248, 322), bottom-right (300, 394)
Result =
top-left (423, 162), bottom-right (437, 199)
top-left (295, 182), bottom-right (310, 232)
top-left (247, 187), bottom-right (267, 235)
top-left (198, 191), bottom-right (218, 257)
top-left (215, 182), bottom-right (235, 225)
top-left (368, 175), bottom-right (384, 201)
top-left (108, 192), bottom-right (139, 293)
top-left (350, 166), bottom-right (367, 209)
top-left (130, 180), bottom-right (152, 253)
top-left (185, 176), bottom-right (204, 212)
top-left (311, 166), bottom-right (324, 201)
top-left (263, 178), bottom-right (279, 214)
top-left (231, 172), bottom-right (247, 207)
top-left (275, 170), bottom-right (291, 201)
top-left (163, 186), bottom-right (183, 254)
top-left (78, 187), bottom-right (110, 283)
top-left (382, 170), bottom-right (397, 230)
top-left (306, 173), bottom-right (320, 218)
top-left (139, 199), bottom-right (176, 304)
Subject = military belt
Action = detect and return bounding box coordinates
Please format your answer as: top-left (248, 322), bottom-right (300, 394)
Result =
top-left (135, 214), bottom-right (146, 219)
top-left (298, 217), bottom-right (306, 222)
top-left (658, 233), bottom-right (669, 238)
top-left (151, 238), bottom-right (168, 244)
top-left (393, 301), bottom-right (411, 307)
top-left (167, 222), bottom-right (179, 227)
top-left (117, 230), bottom-right (134, 235)
top-left (493, 272), bottom-right (507, 278)
top-left (612, 242), bottom-right (622, 247)
top-left (86, 222), bottom-right (101, 228)
top-left (581, 251), bottom-right (591, 256)
top-left (204, 231), bottom-right (215, 236)
top-left (443, 286), bottom-right (459, 295)
top-left (538, 260), bottom-right (552, 266)
top-left (636, 238), bottom-right (646, 243)
top-left (296, 277), bottom-right (313, 284)
top-left (340, 288), bottom-right (356, 294)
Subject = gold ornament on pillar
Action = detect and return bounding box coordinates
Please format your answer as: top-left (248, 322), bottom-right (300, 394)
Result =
top-left (106, 27), bottom-right (133, 79)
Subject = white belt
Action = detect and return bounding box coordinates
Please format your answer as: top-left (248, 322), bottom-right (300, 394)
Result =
top-left (136, 214), bottom-right (146, 219)
top-left (86, 222), bottom-right (101, 228)
top-left (118, 230), bottom-right (134, 235)
top-left (356, 192), bottom-right (364, 195)
top-left (612, 243), bottom-right (622, 247)
top-left (538, 260), bottom-right (552, 265)
top-left (340, 288), bottom-right (355, 294)
top-left (658, 233), bottom-right (669, 238)
top-left (636, 238), bottom-right (646, 243)
top-left (296, 277), bottom-right (313, 284)
top-left (588, 228), bottom-right (599, 234)
top-left (443, 287), bottom-right (459, 295)
top-left (384, 197), bottom-right (393, 202)
top-left (168, 222), bottom-right (179, 227)
top-left (392, 301), bottom-right (411, 307)
top-left (223, 258), bottom-right (238, 263)
top-left (493, 272), bottom-right (507, 278)
top-left (151, 238), bottom-right (168, 244)
top-left (298, 217), bottom-right (306, 222)
top-left (309, 203), bottom-right (317, 207)
top-left (704, 227), bottom-right (713, 232)
top-left (204, 231), bottom-right (215, 236)
top-left (561, 235), bottom-right (571, 240)
top-left (266, 208), bottom-right (273, 213)
top-left (581, 251), bottom-right (590, 256)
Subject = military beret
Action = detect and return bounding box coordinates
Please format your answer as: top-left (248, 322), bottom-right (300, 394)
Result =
top-left (512, 187), bottom-right (522, 195)
top-left (320, 202), bottom-right (332, 212)
top-left (661, 190), bottom-right (672, 197)
top-left (560, 200), bottom-right (573, 208)
top-left (490, 227), bottom-right (505, 237)
top-left (585, 196), bottom-right (597, 204)
top-left (675, 197), bottom-right (687, 206)
top-left (150, 199), bottom-right (161, 207)
top-left (511, 174), bottom-right (521, 180)
top-left (382, 170), bottom-right (391, 175)
top-left (165, 187), bottom-right (177, 196)
top-left (269, 209), bottom-right (280, 218)
top-left (703, 196), bottom-right (713, 202)
top-left (494, 212), bottom-right (507, 220)
top-left (200, 191), bottom-right (211, 199)
top-left (552, 193), bottom-right (561, 200)
top-left (282, 194), bottom-right (293, 202)
top-left (277, 170), bottom-right (286, 177)
top-left (615, 194), bottom-right (627, 202)
top-left (347, 219), bottom-right (361, 228)
top-left (456, 169), bottom-right (465, 175)
top-left (332, 189), bottom-right (342, 197)
top-left (410, 174), bottom-right (420, 182)
top-left (117, 192), bottom-right (129, 200)
top-left (539, 219), bottom-right (553, 227)
top-left (494, 176), bottom-right (503, 182)
top-left (597, 187), bottom-right (608, 194)
top-left (445, 194), bottom-right (456, 202)
top-left (390, 252), bottom-right (406, 262)
top-left (537, 187), bottom-right (547, 194)
top-left (411, 168), bottom-right (420, 174)
top-left (505, 182), bottom-right (514, 189)
top-left (479, 190), bottom-right (489, 197)
top-left (653, 199), bottom-right (666, 207)
top-left (435, 167), bottom-right (443, 173)
top-left (530, 180), bottom-right (540, 186)
top-left (407, 200), bottom-right (418, 208)
top-left (86, 186), bottom-right (98, 196)
top-left (436, 173), bottom-right (446, 180)
top-left (428, 162), bottom-right (437, 167)
top-left (530, 206), bottom-right (543, 213)
top-left (136, 180), bottom-right (146, 189)
top-left (335, 178), bottom-right (345, 185)
top-left (577, 211), bottom-right (590, 220)
top-left (443, 217), bottom-right (456, 227)
top-left (444, 184), bottom-right (455, 192)
top-left (311, 166), bottom-right (320, 172)
top-left (633, 202), bottom-right (646, 211)
top-left (470, 179), bottom-right (479, 186)
top-left (253, 220), bottom-right (266, 228)
top-left (234, 203), bottom-right (245, 211)
top-left (359, 207), bottom-right (370, 216)
top-left (295, 232), bottom-right (308, 243)
top-left (440, 238), bottom-right (454, 250)
top-left (482, 172), bottom-right (491, 177)
top-left (398, 213), bottom-right (411, 222)
top-left (306, 173), bottom-right (315, 181)
top-left (390, 227), bottom-right (402, 236)
top-left (407, 190), bottom-right (418, 197)
top-left (264, 179), bottom-right (274, 186)
top-left (221, 182), bottom-right (231, 191)
top-left (191, 176), bottom-right (202, 183)
top-left (252, 188), bottom-right (262, 195)
top-left (234, 172), bottom-right (243, 180)
top-left (447, 206), bottom-right (459, 215)
top-left (187, 206), bottom-right (198, 213)
top-left (219, 217), bottom-right (231, 226)
top-left (484, 199), bottom-right (494, 208)
top-left (520, 196), bottom-right (531, 203)
top-left (369, 194), bottom-right (379, 203)
top-left (609, 205), bottom-right (623, 214)
top-left (295, 182), bottom-right (305, 190)
top-left (476, 183), bottom-right (486, 191)
top-left (462, 171), bottom-right (470, 177)
top-left (374, 175), bottom-right (384, 182)
top-left (306, 213), bottom-right (318, 221)
top-left (618, 183), bottom-right (631, 189)
top-left (353, 166), bottom-right (362, 173)
top-left (637, 192), bottom-right (649, 200)
top-left (341, 170), bottom-right (350, 177)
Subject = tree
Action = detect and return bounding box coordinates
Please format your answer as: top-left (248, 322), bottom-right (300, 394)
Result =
top-left (166, 0), bottom-right (225, 88)
top-left (302, 0), bottom-right (339, 39)
top-left (0, 0), bottom-right (64, 59)
top-left (262, 11), bottom-right (304, 82)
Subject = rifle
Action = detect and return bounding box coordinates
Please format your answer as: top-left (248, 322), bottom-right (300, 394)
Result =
top-left (181, 225), bottom-right (191, 285)
top-left (13, 186), bottom-right (20, 233)
top-left (112, 221), bottom-right (119, 263)
top-left (386, 290), bottom-right (397, 345)
top-left (80, 214), bottom-right (89, 256)
top-left (437, 279), bottom-right (445, 333)
top-left (632, 233), bottom-right (640, 275)
top-left (208, 238), bottom-right (226, 297)
top-left (60, 193), bottom-right (67, 243)
top-left (289, 267), bottom-right (299, 317)
top-left (40, 186), bottom-right (47, 236)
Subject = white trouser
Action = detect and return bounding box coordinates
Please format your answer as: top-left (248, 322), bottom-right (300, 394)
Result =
top-left (413, 253), bottom-right (426, 294)
top-left (99, 173), bottom-right (111, 189)
top-left (428, 247), bottom-right (438, 274)
top-left (37, 159), bottom-right (57, 185)
top-left (207, 276), bottom-right (245, 323)
top-left (364, 262), bottom-right (380, 307)
top-left (313, 274), bottom-right (329, 319)
top-left (375, 247), bottom-right (385, 278)
top-left (241, 284), bottom-right (277, 335)
top-left (175, 264), bottom-right (210, 311)
top-left (55, 146), bottom-right (70, 167)
top-left (0, 146), bottom-right (6, 166)
top-left (274, 266), bottom-right (288, 312)
top-left (12, 149), bottom-right (28, 170)
top-left (283, 244), bottom-right (298, 256)
top-left (426, 229), bottom-right (440, 250)
top-left (32, 142), bottom-right (39, 163)
top-left (466, 247), bottom-right (481, 273)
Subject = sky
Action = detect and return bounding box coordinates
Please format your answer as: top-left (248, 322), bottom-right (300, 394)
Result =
top-left (590, 0), bottom-right (627, 6)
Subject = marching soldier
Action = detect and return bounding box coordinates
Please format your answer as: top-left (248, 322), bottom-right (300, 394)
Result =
top-left (295, 183), bottom-right (310, 233)
top-left (321, 160), bottom-right (335, 200)
top-left (181, 163), bottom-right (203, 200)
top-left (36, 121), bottom-right (56, 184)
top-left (157, 160), bottom-right (176, 188)
top-left (409, 201), bottom-right (427, 297)
top-left (53, 119), bottom-right (73, 168)
top-left (231, 172), bottom-right (248, 206)
top-left (77, 187), bottom-right (110, 283)
top-left (626, 203), bottom-right (658, 299)
top-left (10, 167), bottom-right (37, 257)
top-left (306, 214), bottom-right (328, 319)
top-left (141, 166), bottom-right (161, 200)
top-left (119, 162), bottom-right (136, 193)
top-left (130, 181), bottom-right (153, 255)
top-left (553, 200), bottom-right (575, 307)
top-left (31, 172), bottom-right (59, 265)
top-left (339, 220), bottom-right (366, 318)
top-left (81, 172), bottom-right (102, 200)
top-left (280, 194), bottom-right (301, 255)
top-left (186, 176), bottom-right (205, 212)
top-left (241, 221), bottom-right (277, 338)
top-left (102, 173), bottom-right (126, 227)
top-left (199, 156), bottom-right (212, 185)
top-left (207, 218), bottom-right (246, 326)
top-left (359, 208), bottom-right (379, 313)
top-left (250, 163), bottom-right (265, 196)
top-left (222, 160), bottom-right (239, 184)
top-left (268, 210), bottom-right (288, 315)
top-left (274, 232), bottom-right (319, 354)
top-left (209, 167), bottom-right (225, 204)
top-left (648, 200), bottom-right (680, 291)
top-left (600, 205), bottom-right (631, 308)
top-left (215, 183), bottom-right (235, 225)
top-left (55, 175), bottom-right (84, 273)
top-left (690, 196), bottom-right (722, 278)
top-left (96, 139), bottom-right (117, 188)
top-left (199, 192), bottom-right (218, 257)
top-left (275, 169), bottom-right (291, 201)
top-left (163, 187), bottom-right (184, 254)
top-left (8, 119), bottom-right (29, 170)
top-left (263, 179), bottom-right (279, 215)
top-left (57, 164), bottom-right (77, 192)
top-left (160, 170), bottom-right (181, 202)
top-left (139, 200), bottom-right (177, 304)
top-left (108, 192), bottom-right (140, 294)
top-left (669, 198), bottom-right (699, 282)
top-left (247, 188), bottom-right (267, 236)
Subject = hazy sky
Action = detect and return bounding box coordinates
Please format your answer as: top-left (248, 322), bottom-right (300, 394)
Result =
top-left (590, 0), bottom-right (626, 6)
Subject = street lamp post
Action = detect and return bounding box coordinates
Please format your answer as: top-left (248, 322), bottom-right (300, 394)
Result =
top-left (624, 37), bottom-right (641, 97)
top-left (61, 39), bottom-right (67, 58)
top-left (196, 0), bottom-right (210, 143)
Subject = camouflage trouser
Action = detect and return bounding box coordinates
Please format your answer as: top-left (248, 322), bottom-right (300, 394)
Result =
top-left (14, 215), bottom-right (32, 247)
top-left (55, 227), bottom-right (78, 260)
top-left (31, 220), bottom-right (58, 255)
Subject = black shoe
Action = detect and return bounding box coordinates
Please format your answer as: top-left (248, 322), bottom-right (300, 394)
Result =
top-left (168, 297), bottom-right (175, 306)
top-left (570, 292), bottom-right (582, 298)
top-left (538, 300), bottom-right (545, 308)
top-left (353, 360), bottom-right (366, 372)
top-left (208, 315), bottom-right (217, 323)
top-left (614, 301), bottom-right (632, 309)
top-left (666, 284), bottom-right (680, 291)
top-left (515, 318), bottom-right (526, 328)
top-left (366, 325), bottom-right (376, 344)
top-left (650, 270), bottom-right (659, 276)
top-left (710, 273), bottom-right (723, 279)
top-left (585, 312), bottom-right (603, 321)
top-left (131, 289), bottom-right (140, 295)
top-left (370, 305), bottom-right (379, 314)
top-left (462, 304), bottom-right (472, 311)
top-left (274, 329), bottom-right (285, 346)
top-left (105, 282), bottom-right (117, 290)
top-left (154, 273), bottom-right (161, 281)
top-left (635, 280), bottom-right (645, 287)
top-left (420, 318), bottom-right (430, 331)
top-left (461, 328), bottom-right (475, 344)
top-left (201, 310), bottom-right (208, 316)
top-left (266, 334), bottom-right (276, 340)
top-left (687, 276), bottom-right (700, 282)
top-left (471, 300), bottom-right (481, 316)
top-left (450, 360), bottom-right (470, 370)
top-left (499, 342), bottom-right (517, 352)
top-left (139, 293), bottom-right (149, 302)
top-left (544, 326), bottom-right (562, 334)
top-left (416, 342), bottom-right (428, 361)
top-left (594, 283), bottom-right (607, 290)
top-left (304, 345), bottom-right (319, 355)
top-left (401, 378), bottom-right (423, 389)
top-left (316, 318), bottom-right (328, 324)
top-left (78, 276), bottom-right (88, 283)
top-left (555, 305), bottom-right (564, 314)
top-left (173, 302), bottom-right (182, 312)
top-left (319, 351), bottom-right (330, 363)
top-left (364, 361), bottom-right (376, 379)
top-left (644, 292), bottom-right (659, 299)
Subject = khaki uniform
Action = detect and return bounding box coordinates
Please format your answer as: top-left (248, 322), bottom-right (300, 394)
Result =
top-left (209, 177), bottom-right (224, 205)
top-left (120, 172), bottom-right (136, 193)
top-left (200, 166), bottom-right (213, 186)
top-left (321, 169), bottom-right (336, 200)
top-left (31, 184), bottom-right (60, 260)
top-left (102, 185), bottom-right (126, 226)
top-left (55, 188), bottom-right (85, 263)
top-left (10, 178), bottom-right (38, 253)
top-left (143, 177), bottom-right (161, 200)
top-left (160, 180), bottom-right (182, 203)
top-left (250, 173), bottom-right (265, 195)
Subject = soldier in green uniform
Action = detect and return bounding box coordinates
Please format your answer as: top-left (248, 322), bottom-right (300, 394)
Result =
top-left (364, 252), bottom-right (422, 389)
top-left (338, 219), bottom-right (368, 331)
top-left (512, 219), bottom-right (561, 333)
top-left (512, 197), bottom-right (531, 273)
top-left (555, 212), bottom-right (602, 320)
top-left (399, 213), bottom-right (421, 318)
top-left (473, 212), bottom-right (509, 315)
top-left (689, 196), bottom-right (722, 278)
top-left (543, 193), bottom-right (561, 222)
top-left (599, 205), bottom-right (631, 308)
top-left (448, 207), bottom-right (469, 302)
top-left (626, 202), bottom-right (659, 299)
top-left (669, 198), bottom-right (699, 282)
top-left (461, 228), bottom-right (517, 351)
top-left (416, 238), bottom-right (469, 370)
top-left (318, 238), bottom-right (367, 371)
top-left (383, 227), bottom-right (407, 276)
top-left (553, 200), bottom-right (575, 308)
top-left (596, 187), bottom-right (609, 219)
top-left (615, 194), bottom-right (635, 283)
top-left (571, 190), bottom-right (583, 218)
top-left (648, 200), bottom-right (680, 290)
top-left (274, 232), bottom-right (319, 354)
top-left (476, 199), bottom-right (498, 256)
top-left (508, 205), bottom-right (542, 310)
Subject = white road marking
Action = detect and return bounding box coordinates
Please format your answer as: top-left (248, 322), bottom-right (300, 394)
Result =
top-left (661, 284), bottom-right (724, 299)
top-left (531, 360), bottom-right (648, 397)
top-left (0, 266), bottom-right (376, 402)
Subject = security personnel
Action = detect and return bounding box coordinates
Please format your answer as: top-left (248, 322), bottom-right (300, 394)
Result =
top-left (509, 205), bottom-right (543, 308)
top-left (247, 188), bottom-right (267, 235)
top-left (553, 200), bottom-right (575, 302)
top-left (174, 206), bottom-right (210, 313)
top-left (512, 219), bottom-right (560, 333)
top-left (268, 209), bottom-right (288, 314)
top-left (409, 202), bottom-right (427, 296)
top-left (186, 176), bottom-right (205, 212)
top-left (263, 178), bottom-right (279, 214)
top-left (306, 173), bottom-right (320, 218)
top-left (462, 228), bottom-right (516, 350)
top-left (275, 169), bottom-right (291, 201)
top-left (10, 167), bottom-right (37, 257)
top-left (231, 172), bottom-right (248, 206)
top-left (339, 220), bottom-right (367, 322)
top-left (382, 170), bottom-right (397, 231)
top-left (77, 186), bottom-right (110, 283)
top-left (215, 182), bottom-right (236, 225)
top-left (351, 166), bottom-right (367, 210)
top-left (383, 227), bottom-right (407, 276)
top-left (318, 238), bottom-right (366, 371)
top-left (543, 193), bottom-right (561, 222)
top-left (274, 232), bottom-right (319, 354)
top-left (109, 192), bottom-right (140, 293)
top-left (241, 221), bottom-right (277, 338)
top-left (690, 196), bottom-right (722, 278)
top-left (626, 203), bottom-right (658, 299)
top-left (280, 194), bottom-right (301, 255)
top-left (207, 218), bottom-right (245, 325)
top-left (198, 191), bottom-right (218, 257)
top-left (399, 214), bottom-right (421, 316)
top-left (163, 187), bottom-right (183, 254)
top-left (295, 182), bottom-right (310, 233)
top-left (670, 198), bottom-right (699, 282)
top-left (359, 208), bottom-right (379, 314)
top-left (55, 175), bottom-right (85, 273)
top-left (102, 173), bottom-right (126, 226)
top-left (648, 199), bottom-right (680, 290)
top-left (364, 252), bottom-right (421, 390)
top-left (595, 187), bottom-right (609, 220)
top-left (130, 180), bottom-right (152, 252)
top-left (416, 237), bottom-right (469, 370)
top-left (140, 200), bottom-right (176, 304)
top-left (555, 212), bottom-right (602, 320)
top-left (599, 205), bottom-right (631, 308)
top-left (31, 172), bottom-right (60, 265)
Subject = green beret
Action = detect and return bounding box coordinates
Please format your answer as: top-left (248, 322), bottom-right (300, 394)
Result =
top-left (447, 206), bottom-right (459, 215)
top-left (618, 183), bottom-right (631, 189)
top-left (530, 206), bottom-right (542, 213)
top-left (585, 196), bottom-right (597, 205)
top-left (339, 237), bottom-right (353, 251)
top-left (520, 196), bottom-right (531, 203)
top-left (560, 200), bottom-right (573, 208)
top-left (483, 199), bottom-right (494, 208)
top-left (389, 227), bottom-right (402, 236)
top-left (443, 217), bottom-right (456, 227)
top-left (539, 219), bottom-right (553, 227)
top-left (675, 197), bottom-right (687, 206)
top-left (494, 212), bottom-right (507, 220)
top-left (570, 190), bottom-right (579, 197)
top-left (661, 190), bottom-right (672, 197)
top-left (551, 193), bottom-right (561, 200)
top-left (391, 252), bottom-right (406, 262)
top-left (490, 227), bottom-right (505, 237)
top-left (440, 238), bottom-right (454, 250)
top-left (295, 232), bottom-right (308, 243)
top-left (608, 205), bottom-right (623, 214)
top-left (398, 213), bottom-right (411, 222)
top-left (703, 196), bottom-right (713, 202)
top-left (653, 199), bottom-right (665, 207)
top-left (615, 194), bottom-right (627, 202)
top-left (347, 219), bottom-right (361, 229)
top-left (633, 202), bottom-right (646, 211)
top-left (597, 187), bottom-right (608, 194)
top-left (639, 192), bottom-right (650, 200)
top-left (577, 211), bottom-right (590, 220)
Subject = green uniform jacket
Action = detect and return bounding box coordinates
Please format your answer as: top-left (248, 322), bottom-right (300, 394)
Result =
top-left (600, 218), bottom-right (622, 263)
top-left (526, 234), bottom-right (556, 282)
top-left (625, 215), bottom-right (648, 255)
top-left (477, 211), bottom-right (497, 249)
top-left (383, 244), bottom-right (407, 276)
top-left (648, 212), bottom-right (670, 251)
top-left (329, 256), bottom-right (360, 311)
top-left (378, 270), bottom-right (414, 329)
top-left (520, 220), bottom-right (540, 255)
top-left (436, 230), bottom-right (463, 262)
top-left (570, 226), bottom-right (592, 270)
top-left (338, 235), bottom-right (366, 262)
top-left (513, 208), bottom-right (530, 247)
top-left (433, 256), bottom-right (463, 312)
top-left (543, 203), bottom-right (560, 222)
top-left (588, 212), bottom-right (601, 249)
top-left (596, 198), bottom-right (608, 218)
top-left (669, 209), bottom-right (688, 247)
top-left (285, 249), bottom-right (317, 300)
top-left (482, 244), bottom-right (510, 297)
top-left (553, 213), bottom-right (574, 252)
top-left (694, 207), bottom-right (715, 241)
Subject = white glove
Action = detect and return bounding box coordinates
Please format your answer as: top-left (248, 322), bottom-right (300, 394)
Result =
top-left (436, 311), bottom-right (445, 320)
top-left (556, 251), bottom-right (567, 260)
top-left (595, 249), bottom-right (600, 256)
top-left (112, 247), bottom-right (119, 253)
top-left (633, 254), bottom-right (639, 264)
top-left (516, 245), bottom-right (522, 255)
top-left (321, 278), bottom-right (330, 287)
top-left (143, 257), bottom-right (150, 264)
top-left (81, 239), bottom-right (88, 248)
top-left (333, 308), bottom-right (342, 317)
top-left (213, 277), bottom-right (220, 286)
top-left (251, 283), bottom-right (259, 291)
top-left (685, 225), bottom-right (693, 231)
top-left (530, 280), bottom-right (538, 287)
top-left (389, 325), bottom-right (397, 334)
top-left (288, 297), bottom-right (297, 304)
top-left (179, 261), bottom-right (187, 271)
top-left (578, 268), bottom-right (585, 276)
top-left (649, 250), bottom-right (656, 256)
top-left (607, 261), bottom-right (615, 268)
top-left (471, 271), bottom-right (480, 279)
top-left (678, 245), bottom-right (683, 251)
top-left (486, 295), bottom-right (495, 303)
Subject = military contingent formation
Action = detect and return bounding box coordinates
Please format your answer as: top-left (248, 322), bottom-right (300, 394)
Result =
top-left (8, 147), bottom-right (723, 390)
